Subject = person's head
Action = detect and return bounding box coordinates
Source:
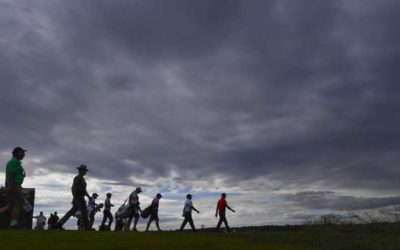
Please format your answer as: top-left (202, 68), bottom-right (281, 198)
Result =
top-left (12, 147), bottom-right (27, 160)
top-left (135, 186), bottom-right (142, 193)
top-left (40, 211), bottom-right (43, 215)
top-left (77, 164), bottom-right (89, 175)
top-left (106, 193), bottom-right (112, 198)
top-left (186, 194), bottom-right (192, 200)
top-left (50, 213), bottom-right (53, 216)
top-left (156, 193), bottom-right (163, 199)
top-left (92, 193), bottom-right (99, 199)
top-left (221, 193), bottom-right (227, 198)
top-left (54, 211), bottom-right (57, 215)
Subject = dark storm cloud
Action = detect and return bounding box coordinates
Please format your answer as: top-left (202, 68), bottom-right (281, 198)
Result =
top-left (284, 191), bottom-right (400, 210)
top-left (1, 0), bottom-right (400, 193)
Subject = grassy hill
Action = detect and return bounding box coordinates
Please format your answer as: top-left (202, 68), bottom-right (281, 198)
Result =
top-left (0, 223), bottom-right (399, 250)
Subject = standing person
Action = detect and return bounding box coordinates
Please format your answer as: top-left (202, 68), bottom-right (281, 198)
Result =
top-left (0, 147), bottom-right (27, 228)
top-left (53, 211), bottom-right (59, 225)
top-left (124, 187), bottom-right (142, 231)
top-left (87, 193), bottom-right (99, 229)
top-left (145, 193), bottom-right (162, 232)
top-left (215, 193), bottom-right (235, 232)
top-left (55, 164), bottom-right (91, 230)
top-left (179, 194), bottom-right (200, 232)
top-left (33, 211), bottom-right (46, 230)
top-left (100, 193), bottom-right (114, 230)
top-left (47, 213), bottom-right (54, 230)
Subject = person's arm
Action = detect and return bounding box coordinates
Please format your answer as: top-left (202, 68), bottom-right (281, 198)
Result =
top-left (191, 205), bottom-right (200, 213)
top-left (227, 205), bottom-right (235, 213)
top-left (215, 204), bottom-right (219, 217)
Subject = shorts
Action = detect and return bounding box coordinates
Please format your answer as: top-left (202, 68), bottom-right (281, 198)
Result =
top-left (6, 187), bottom-right (24, 208)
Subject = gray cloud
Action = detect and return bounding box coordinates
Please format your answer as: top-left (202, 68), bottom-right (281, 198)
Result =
top-left (0, 0), bottom-right (400, 197)
top-left (284, 191), bottom-right (400, 210)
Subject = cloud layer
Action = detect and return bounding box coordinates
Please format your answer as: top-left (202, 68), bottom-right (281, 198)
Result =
top-left (1, 0), bottom-right (400, 228)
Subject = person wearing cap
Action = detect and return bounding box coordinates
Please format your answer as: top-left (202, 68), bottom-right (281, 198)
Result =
top-left (124, 186), bottom-right (142, 231)
top-left (179, 194), bottom-right (200, 232)
top-left (55, 164), bottom-right (91, 230)
top-left (0, 147), bottom-right (27, 228)
top-left (100, 193), bottom-right (114, 230)
top-left (215, 193), bottom-right (235, 232)
top-left (87, 193), bottom-right (99, 229)
top-left (145, 193), bottom-right (162, 232)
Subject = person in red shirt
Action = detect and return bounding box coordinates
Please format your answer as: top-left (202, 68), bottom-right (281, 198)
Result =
top-left (215, 193), bottom-right (235, 232)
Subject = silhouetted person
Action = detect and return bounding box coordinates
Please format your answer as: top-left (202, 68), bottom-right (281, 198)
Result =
top-left (55, 164), bottom-right (91, 230)
top-left (53, 211), bottom-right (59, 224)
top-left (0, 147), bottom-right (27, 228)
top-left (124, 187), bottom-right (142, 231)
top-left (179, 194), bottom-right (199, 232)
top-left (87, 193), bottom-right (99, 229)
top-left (47, 213), bottom-right (55, 230)
top-left (33, 211), bottom-right (46, 230)
top-left (145, 193), bottom-right (162, 232)
top-left (101, 193), bottom-right (114, 229)
top-left (215, 193), bottom-right (235, 232)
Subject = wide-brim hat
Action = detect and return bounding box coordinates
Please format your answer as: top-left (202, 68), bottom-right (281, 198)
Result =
top-left (92, 193), bottom-right (99, 197)
top-left (77, 164), bottom-right (89, 171)
top-left (156, 193), bottom-right (163, 198)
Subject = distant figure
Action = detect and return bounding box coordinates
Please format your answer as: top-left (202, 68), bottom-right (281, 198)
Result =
top-left (179, 194), bottom-right (200, 232)
top-left (215, 193), bottom-right (235, 232)
top-left (124, 187), bottom-right (142, 231)
top-left (47, 213), bottom-right (54, 229)
top-left (87, 193), bottom-right (100, 229)
top-left (145, 193), bottom-right (162, 232)
top-left (100, 193), bottom-right (114, 230)
top-left (53, 211), bottom-right (59, 224)
top-left (114, 199), bottom-right (128, 231)
top-left (55, 164), bottom-right (91, 230)
top-left (33, 211), bottom-right (46, 230)
top-left (0, 147), bottom-right (28, 228)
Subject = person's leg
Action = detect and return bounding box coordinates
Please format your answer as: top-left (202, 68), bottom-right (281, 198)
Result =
top-left (133, 214), bottom-right (139, 231)
top-left (223, 216), bottom-right (231, 232)
top-left (188, 214), bottom-right (196, 232)
top-left (155, 218), bottom-right (161, 231)
top-left (108, 211), bottom-right (113, 227)
top-left (216, 216), bottom-right (223, 231)
top-left (146, 217), bottom-right (153, 231)
top-left (180, 215), bottom-right (189, 231)
top-left (79, 200), bottom-right (89, 230)
top-left (101, 211), bottom-right (107, 226)
top-left (58, 202), bottom-right (79, 227)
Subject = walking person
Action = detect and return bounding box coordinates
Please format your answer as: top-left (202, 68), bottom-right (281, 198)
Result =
top-left (100, 193), bottom-right (114, 230)
top-left (0, 147), bottom-right (28, 228)
top-left (33, 211), bottom-right (46, 230)
top-left (55, 164), bottom-right (91, 230)
top-left (145, 193), bottom-right (162, 232)
top-left (179, 194), bottom-right (200, 232)
top-left (215, 193), bottom-right (235, 232)
top-left (124, 187), bottom-right (142, 231)
top-left (87, 193), bottom-right (99, 229)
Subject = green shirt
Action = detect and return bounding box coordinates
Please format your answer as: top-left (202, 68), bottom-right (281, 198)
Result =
top-left (5, 157), bottom-right (25, 185)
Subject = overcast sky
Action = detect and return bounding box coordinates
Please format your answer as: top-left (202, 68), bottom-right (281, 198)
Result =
top-left (1, 0), bottom-right (400, 230)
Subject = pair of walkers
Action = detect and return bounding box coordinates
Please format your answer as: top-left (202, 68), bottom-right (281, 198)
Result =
top-left (118, 187), bottom-right (163, 231)
top-left (179, 193), bottom-right (235, 232)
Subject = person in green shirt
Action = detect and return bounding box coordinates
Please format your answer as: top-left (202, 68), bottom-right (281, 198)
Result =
top-left (0, 147), bottom-right (27, 228)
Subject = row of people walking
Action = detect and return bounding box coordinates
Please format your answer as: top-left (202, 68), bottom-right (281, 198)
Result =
top-left (1, 147), bottom-right (235, 231)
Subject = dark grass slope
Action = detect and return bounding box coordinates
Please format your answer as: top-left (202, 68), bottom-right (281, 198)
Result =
top-left (0, 223), bottom-right (400, 250)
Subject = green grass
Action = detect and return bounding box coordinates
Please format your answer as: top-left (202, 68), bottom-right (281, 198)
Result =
top-left (0, 223), bottom-right (399, 250)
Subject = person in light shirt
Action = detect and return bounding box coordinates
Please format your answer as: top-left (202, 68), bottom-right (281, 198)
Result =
top-left (179, 194), bottom-right (200, 232)
top-left (33, 211), bottom-right (46, 230)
